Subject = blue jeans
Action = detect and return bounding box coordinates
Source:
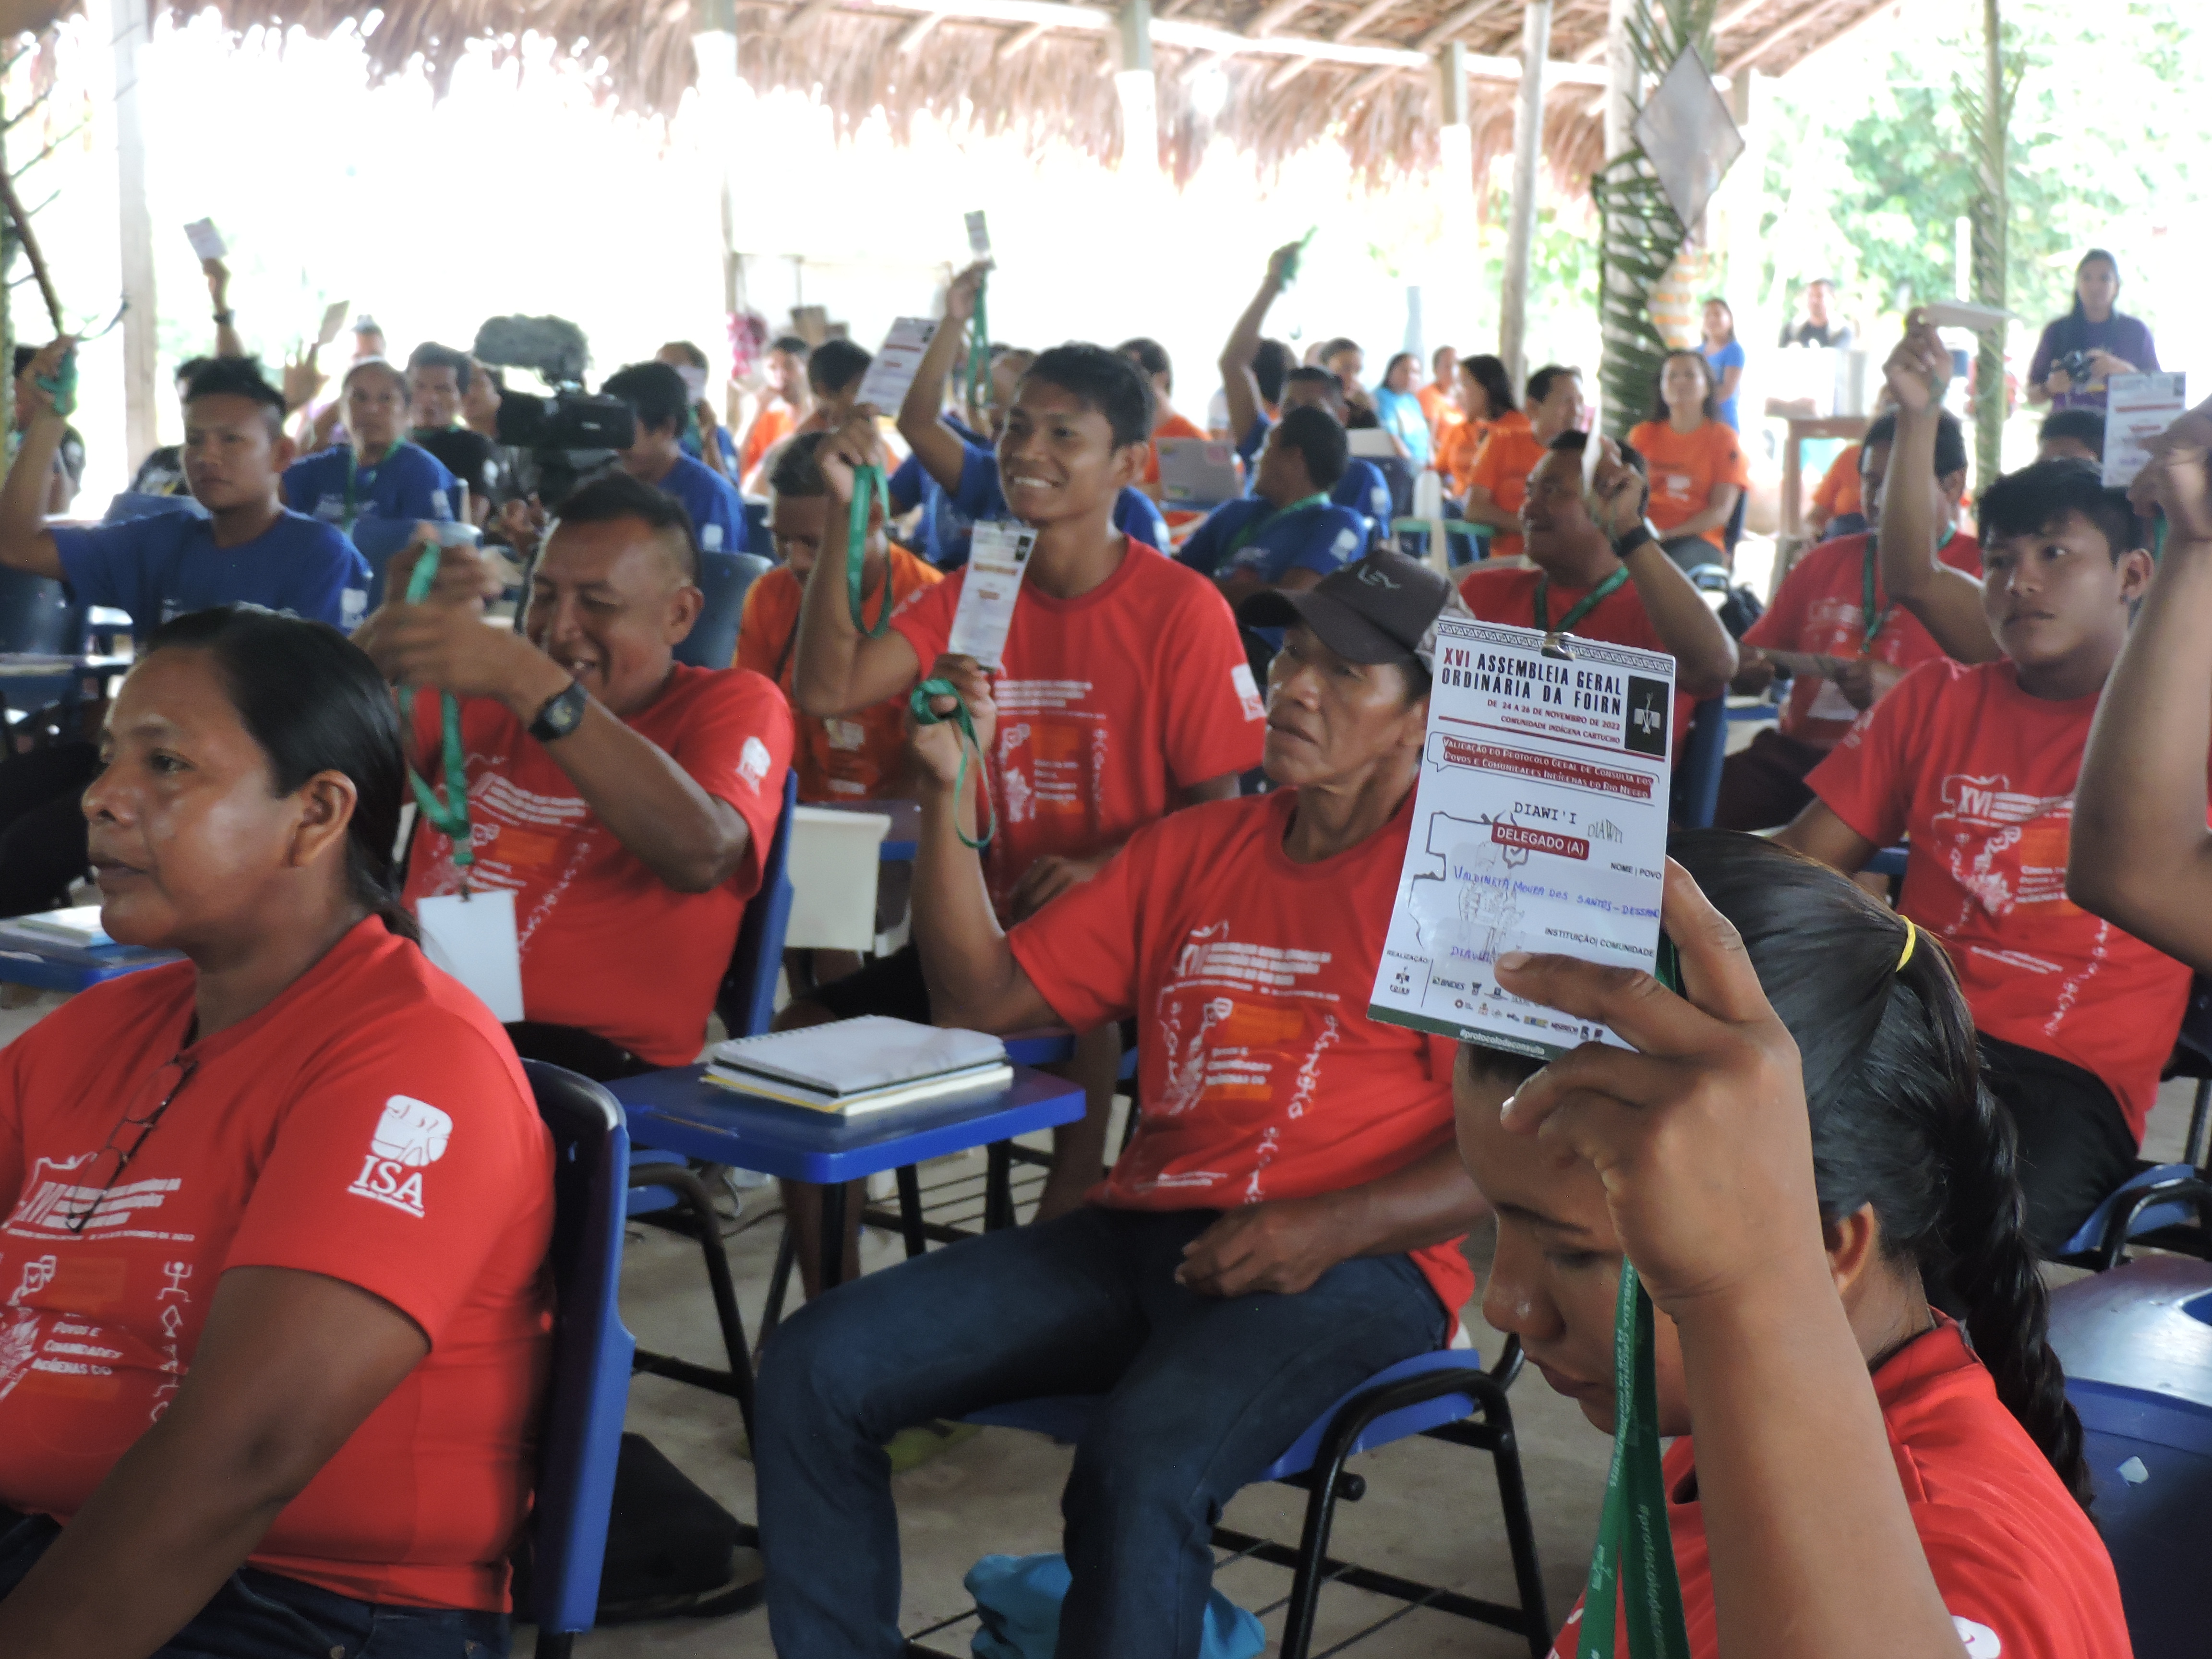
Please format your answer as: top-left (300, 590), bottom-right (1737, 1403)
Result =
top-left (0, 1510), bottom-right (510, 1658)
top-left (754, 1206), bottom-right (1447, 1659)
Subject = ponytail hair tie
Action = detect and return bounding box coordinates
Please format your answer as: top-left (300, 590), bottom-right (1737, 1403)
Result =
top-left (1897, 917), bottom-right (1919, 974)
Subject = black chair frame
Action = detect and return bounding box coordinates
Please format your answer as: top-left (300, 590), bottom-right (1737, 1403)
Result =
top-left (625, 1164), bottom-right (757, 1445)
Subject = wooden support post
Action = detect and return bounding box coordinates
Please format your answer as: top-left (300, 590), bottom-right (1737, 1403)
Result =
top-left (1497, 0), bottom-right (1550, 388)
top-left (1115, 0), bottom-right (1158, 179)
top-left (112, 0), bottom-right (157, 472)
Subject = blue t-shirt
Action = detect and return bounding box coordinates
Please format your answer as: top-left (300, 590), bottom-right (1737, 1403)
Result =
top-left (950, 441), bottom-right (1171, 558)
top-left (1237, 416), bottom-right (1392, 525)
top-left (891, 418), bottom-right (986, 569)
top-left (52, 508), bottom-right (372, 636)
top-left (651, 452), bottom-right (748, 555)
top-left (285, 441), bottom-right (458, 529)
top-left (1375, 386), bottom-right (1433, 469)
top-left (1700, 339), bottom-right (1746, 431)
top-left (1176, 496), bottom-right (1370, 585)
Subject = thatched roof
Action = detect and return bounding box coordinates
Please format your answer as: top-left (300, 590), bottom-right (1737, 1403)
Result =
top-left (159, 0), bottom-right (1897, 194)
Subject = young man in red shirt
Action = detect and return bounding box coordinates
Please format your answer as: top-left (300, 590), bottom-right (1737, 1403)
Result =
top-left (356, 470), bottom-right (795, 1081)
top-left (1458, 430), bottom-right (1737, 755)
top-left (1717, 408), bottom-right (1980, 830)
top-left (756, 553), bottom-right (1485, 1659)
top-left (788, 342), bottom-right (1264, 1259)
top-left (1779, 355), bottom-right (2183, 1250)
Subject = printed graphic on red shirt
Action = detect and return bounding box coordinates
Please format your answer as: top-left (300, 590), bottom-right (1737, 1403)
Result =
top-left (344, 1095), bottom-right (454, 1218)
top-left (1808, 658), bottom-right (2194, 1137)
top-left (1458, 564), bottom-right (1695, 752)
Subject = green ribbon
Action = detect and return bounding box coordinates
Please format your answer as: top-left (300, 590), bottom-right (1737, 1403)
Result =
top-left (847, 463), bottom-right (894, 637)
top-left (1576, 934), bottom-right (1691, 1659)
top-left (911, 677), bottom-right (993, 852)
top-left (1535, 564), bottom-right (1632, 637)
top-left (397, 543), bottom-right (474, 876)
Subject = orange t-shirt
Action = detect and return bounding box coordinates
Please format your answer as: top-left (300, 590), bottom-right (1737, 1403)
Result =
top-left (0, 918), bottom-right (553, 1611)
top-left (1458, 562), bottom-right (1695, 754)
top-left (1810, 442), bottom-right (1864, 526)
top-left (1417, 382), bottom-right (1464, 438)
top-left (889, 542), bottom-right (1265, 917)
top-left (1809, 658), bottom-right (2198, 1139)
top-left (1627, 419), bottom-right (1750, 552)
top-left (1743, 531), bottom-right (1984, 748)
top-left (403, 664), bottom-right (795, 1066)
top-left (737, 402), bottom-right (795, 486)
top-left (1434, 416), bottom-right (1493, 500)
top-left (737, 545), bottom-right (943, 804)
top-left (1009, 788), bottom-right (1471, 1322)
top-left (1465, 410), bottom-right (1544, 558)
top-left (1549, 1321), bottom-right (2129, 1659)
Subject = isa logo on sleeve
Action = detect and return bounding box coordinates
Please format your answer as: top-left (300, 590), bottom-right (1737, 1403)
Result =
top-left (347, 1095), bottom-right (454, 1218)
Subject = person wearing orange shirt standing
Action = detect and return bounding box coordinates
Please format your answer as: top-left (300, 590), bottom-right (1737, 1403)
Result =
top-left (1463, 362), bottom-right (1583, 561)
top-left (1628, 350), bottom-right (1749, 570)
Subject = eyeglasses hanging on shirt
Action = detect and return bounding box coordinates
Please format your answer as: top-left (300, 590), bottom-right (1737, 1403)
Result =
top-left (62, 1056), bottom-right (198, 1235)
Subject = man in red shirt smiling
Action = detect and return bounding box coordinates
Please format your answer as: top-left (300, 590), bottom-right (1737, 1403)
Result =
top-left (755, 553), bottom-right (1485, 1659)
top-left (1778, 324), bottom-right (2187, 1250)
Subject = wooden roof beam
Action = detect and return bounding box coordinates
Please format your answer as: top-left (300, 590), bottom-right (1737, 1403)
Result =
top-left (1245, 0), bottom-right (1313, 35)
top-left (1722, 0), bottom-right (1859, 73)
top-left (995, 18), bottom-right (1051, 55)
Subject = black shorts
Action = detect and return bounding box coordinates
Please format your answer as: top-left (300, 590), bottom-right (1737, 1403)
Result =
top-left (1977, 1032), bottom-right (2140, 1257)
top-left (805, 942), bottom-right (934, 1026)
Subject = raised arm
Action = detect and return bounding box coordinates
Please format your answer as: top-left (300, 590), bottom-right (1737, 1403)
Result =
top-left (0, 339), bottom-right (72, 580)
top-left (790, 413), bottom-right (924, 718)
top-left (205, 259), bottom-right (244, 360)
top-left (1878, 318), bottom-right (1999, 662)
top-left (896, 262), bottom-right (990, 496)
top-left (1219, 242), bottom-right (1299, 449)
top-left (0, 1266), bottom-right (428, 1659)
top-left (1594, 445), bottom-right (1738, 696)
top-left (908, 660), bottom-right (1059, 1033)
top-left (2069, 404), bottom-right (2212, 969)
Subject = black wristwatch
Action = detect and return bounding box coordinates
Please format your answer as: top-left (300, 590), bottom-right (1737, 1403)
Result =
top-left (1611, 518), bottom-right (1660, 562)
top-left (529, 679), bottom-right (589, 743)
top-left (211, 309), bottom-right (235, 325)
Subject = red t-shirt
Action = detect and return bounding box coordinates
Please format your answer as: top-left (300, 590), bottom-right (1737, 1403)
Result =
top-left (1548, 1322), bottom-right (2129, 1659)
top-left (1466, 410), bottom-right (1544, 559)
top-left (0, 919), bottom-right (553, 1611)
top-left (890, 542), bottom-right (1265, 916)
top-left (1007, 789), bottom-right (1472, 1320)
top-left (1744, 532), bottom-right (1984, 748)
top-left (402, 664), bottom-right (795, 1066)
top-left (1808, 657), bottom-right (2194, 1138)
top-left (1457, 563), bottom-right (1695, 755)
top-left (1626, 419), bottom-right (1750, 553)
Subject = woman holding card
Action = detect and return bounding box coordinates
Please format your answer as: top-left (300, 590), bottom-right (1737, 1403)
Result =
top-left (1455, 832), bottom-right (2128, 1659)
top-left (0, 606), bottom-right (553, 1657)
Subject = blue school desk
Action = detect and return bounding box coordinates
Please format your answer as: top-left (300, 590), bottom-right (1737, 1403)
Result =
top-left (0, 924), bottom-right (180, 994)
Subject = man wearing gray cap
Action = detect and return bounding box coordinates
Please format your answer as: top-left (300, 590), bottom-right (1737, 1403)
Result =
top-left (754, 550), bottom-right (1486, 1659)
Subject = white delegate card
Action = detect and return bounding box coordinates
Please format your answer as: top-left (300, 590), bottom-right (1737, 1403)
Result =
top-left (2103, 372), bottom-right (2188, 490)
top-left (945, 520), bottom-right (1036, 670)
top-left (316, 300), bottom-right (350, 348)
top-left (1368, 616), bottom-right (1675, 1059)
top-left (183, 217), bottom-right (226, 260)
top-left (965, 210), bottom-right (992, 260)
top-left (855, 317), bottom-right (938, 411)
top-left (417, 888), bottom-right (526, 1022)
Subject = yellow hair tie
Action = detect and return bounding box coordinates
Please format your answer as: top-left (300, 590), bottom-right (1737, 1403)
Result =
top-left (1897, 917), bottom-right (1919, 973)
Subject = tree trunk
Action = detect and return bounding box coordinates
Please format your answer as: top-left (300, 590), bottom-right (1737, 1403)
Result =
top-left (1972, 0), bottom-right (2006, 490)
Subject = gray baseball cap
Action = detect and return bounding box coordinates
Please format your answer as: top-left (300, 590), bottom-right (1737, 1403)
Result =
top-left (1238, 550), bottom-right (1466, 675)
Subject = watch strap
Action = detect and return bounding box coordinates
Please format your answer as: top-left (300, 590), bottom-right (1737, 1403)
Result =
top-left (1611, 519), bottom-right (1659, 562)
top-left (528, 679), bottom-right (589, 743)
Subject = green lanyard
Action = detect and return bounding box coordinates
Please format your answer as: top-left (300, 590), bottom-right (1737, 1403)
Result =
top-left (910, 679), bottom-right (994, 851)
top-left (1227, 491), bottom-right (1330, 560)
top-left (1577, 935), bottom-right (1691, 1659)
top-left (397, 544), bottom-right (475, 880)
top-left (1535, 565), bottom-right (1632, 639)
top-left (846, 463), bottom-right (894, 637)
top-left (1860, 523), bottom-right (1955, 651)
top-left (966, 277), bottom-right (991, 414)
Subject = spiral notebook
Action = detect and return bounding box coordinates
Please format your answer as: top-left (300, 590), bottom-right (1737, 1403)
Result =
top-left (706, 1016), bottom-right (1010, 1116)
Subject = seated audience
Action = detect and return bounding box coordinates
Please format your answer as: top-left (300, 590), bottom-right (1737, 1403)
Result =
top-left (1457, 432), bottom-right (1735, 752)
top-left (1417, 344), bottom-right (1462, 438)
top-left (887, 355), bottom-right (1009, 570)
top-left (1373, 352), bottom-right (1433, 469)
top-left (1776, 331), bottom-right (2186, 1251)
top-left (654, 338), bottom-right (736, 479)
top-left (1718, 409), bottom-right (1980, 830)
top-left (1627, 350), bottom-right (1749, 570)
top-left (2068, 393), bottom-right (2212, 971)
top-left (405, 342), bottom-right (498, 517)
top-left (801, 337), bottom-right (875, 435)
top-left (1464, 835), bottom-right (2127, 1659)
top-left (1432, 353), bottom-right (1516, 505)
top-left (1175, 404), bottom-right (1367, 605)
top-left (285, 358), bottom-right (461, 534)
top-left (1779, 276), bottom-right (1853, 349)
top-left (739, 335), bottom-right (812, 490)
top-left (601, 360), bottom-right (749, 555)
top-left (0, 605), bottom-right (552, 1659)
top-left (1698, 297), bottom-right (1745, 431)
top-left (799, 342), bottom-right (1263, 1271)
top-left (126, 357), bottom-right (214, 498)
top-left (1117, 336), bottom-right (1208, 501)
top-left (1319, 335), bottom-right (1376, 426)
top-left (757, 553), bottom-right (1485, 1659)
top-left (1267, 368), bottom-right (1394, 523)
top-left (1462, 362), bottom-right (1582, 560)
top-left (355, 471), bottom-right (794, 1081)
top-left (739, 432), bottom-right (942, 804)
top-left (2037, 407), bottom-right (2105, 465)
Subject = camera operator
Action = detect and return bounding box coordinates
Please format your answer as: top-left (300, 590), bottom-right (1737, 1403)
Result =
top-left (2028, 249), bottom-right (2159, 411)
top-left (601, 360), bottom-right (749, 555)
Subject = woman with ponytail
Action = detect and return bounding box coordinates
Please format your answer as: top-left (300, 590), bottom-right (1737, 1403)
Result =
top-left (0, 606), bottom-right (552, 1658)
top-left (1457, 830), bottom-right (2126, 1659)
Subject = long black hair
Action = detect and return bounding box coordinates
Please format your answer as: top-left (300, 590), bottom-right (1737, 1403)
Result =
top-left (2068, 248), bottom-right (2119, 323)
top-left (143, 605), bottom-right (418, 944)
top-left (1471, 830), bottom-right (2090, 1505)
top-left (1458, 353), bottom-right (1518, 420)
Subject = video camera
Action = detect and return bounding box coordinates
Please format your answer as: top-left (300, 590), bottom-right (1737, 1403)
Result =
top-left (471, 314), bottom-right (636, 507)
top-left (2056, 349), bottom-right (2098, 387)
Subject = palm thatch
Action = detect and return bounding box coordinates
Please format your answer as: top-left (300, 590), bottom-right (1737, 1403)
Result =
top-left (156, 0), bottom-right (1894, 195)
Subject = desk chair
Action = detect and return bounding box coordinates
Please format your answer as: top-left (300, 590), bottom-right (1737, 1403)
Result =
top-left (519, 1061), bottom-right (636, 1659)
top-left (676, 552), bottom-right (773, 672)
top-left (1672, 696), bottom-right (1727, 829)
top-left (741, 497), bottom-right (770, 553)
top-left (923, 1339), bottom-right (1549, 1659)
top-left (0, 566), bottom-right (84, 655)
